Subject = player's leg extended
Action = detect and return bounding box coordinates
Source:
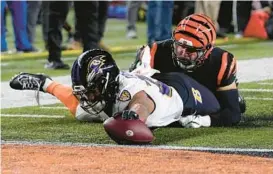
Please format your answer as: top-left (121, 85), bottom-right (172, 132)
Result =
top-left (45, 81), bottom-right (79, 115)
top-left (9, 72), bottom-right (79, 116)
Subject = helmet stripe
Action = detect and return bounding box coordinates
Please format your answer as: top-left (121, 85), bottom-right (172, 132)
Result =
top-left (179, 22), bottom-right (210, 46)
top-left (195, 14), bottom-right (216, 42)
top-left (175, 30), bottom-right (205, 47)
top-left (188, 17), bottom-right (214, 44)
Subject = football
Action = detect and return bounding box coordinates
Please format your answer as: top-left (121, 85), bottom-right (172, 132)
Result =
top-left (103, 113), bottom-right (154, 145)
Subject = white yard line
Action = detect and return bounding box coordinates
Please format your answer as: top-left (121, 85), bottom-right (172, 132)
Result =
top-left (2, 140), bottom-right (273, 156)
top-left (40, 106), bottom-right (67, 109)
top-left (258, 82), bottom-right (273, 85)
top-left (244, 97), bottom-right (273, 101)
top-left (240, 89), bottom-right (273, 92)
top-left (1, 114), bottom-right (65, 118)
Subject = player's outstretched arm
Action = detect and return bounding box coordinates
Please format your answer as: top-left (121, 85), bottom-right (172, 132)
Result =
top-left (215, 82), bottom-right (241, 126)
top-left (121, 91), bottom-right (155, 123)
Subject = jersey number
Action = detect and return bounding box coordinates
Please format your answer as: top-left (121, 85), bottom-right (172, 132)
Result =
top-left (122, 72), bottom-right (172, 97)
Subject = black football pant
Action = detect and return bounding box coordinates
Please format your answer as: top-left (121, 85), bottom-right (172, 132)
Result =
top-left (152, 72), bottom-right (220, 116)
top-left (47, 1), bottom-right (99, 62)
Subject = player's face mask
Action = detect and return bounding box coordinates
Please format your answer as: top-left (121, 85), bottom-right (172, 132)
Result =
top-left (73, 85), bottom-right (106, 114)
top-left (173, 40), bottom-right (206, 71)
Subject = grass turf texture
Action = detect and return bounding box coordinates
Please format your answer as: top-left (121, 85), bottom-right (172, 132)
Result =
top-left (1, 12), bottom-right (273, 148)
top-left (1, 78), bottom-right (273, 148)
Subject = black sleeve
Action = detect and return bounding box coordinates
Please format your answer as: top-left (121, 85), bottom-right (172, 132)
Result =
top-left (211, 89), bottom-right (241, 127)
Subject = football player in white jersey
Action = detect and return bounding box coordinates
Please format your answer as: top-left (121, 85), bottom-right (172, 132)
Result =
top-left (10, 49), bottom-right (220, 128)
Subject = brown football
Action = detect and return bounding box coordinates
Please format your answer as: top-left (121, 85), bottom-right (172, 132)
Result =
top-left (103, 113), bottom-right (154, 145)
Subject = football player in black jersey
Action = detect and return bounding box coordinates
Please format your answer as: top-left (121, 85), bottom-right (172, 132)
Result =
top-left (129, 13), bottom-right (246, 127)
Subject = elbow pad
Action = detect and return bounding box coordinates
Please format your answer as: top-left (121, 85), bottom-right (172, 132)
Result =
top-left (215, 89), bottom-right (241, 126)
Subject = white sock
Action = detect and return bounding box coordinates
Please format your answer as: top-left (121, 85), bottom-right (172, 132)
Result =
top-left (42, 78), bottom-right (53, 92)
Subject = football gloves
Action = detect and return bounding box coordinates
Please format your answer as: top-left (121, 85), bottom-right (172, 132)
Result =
top-left (121, 110), bottom-right (139, 120)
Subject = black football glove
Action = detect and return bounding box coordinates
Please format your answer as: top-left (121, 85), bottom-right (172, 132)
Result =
top-left (121, 110), bottom-right (139, 120)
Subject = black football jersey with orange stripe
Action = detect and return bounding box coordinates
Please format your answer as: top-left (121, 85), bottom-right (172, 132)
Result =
top-left (148, 39), bottom-right (237, 94)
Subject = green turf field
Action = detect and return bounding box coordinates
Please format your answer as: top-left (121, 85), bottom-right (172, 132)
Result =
top-left (1, 14), bottom-right (273, 149)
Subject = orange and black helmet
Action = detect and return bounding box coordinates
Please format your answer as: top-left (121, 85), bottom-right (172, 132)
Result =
top-left (172, 14), bottom-right (216, 71)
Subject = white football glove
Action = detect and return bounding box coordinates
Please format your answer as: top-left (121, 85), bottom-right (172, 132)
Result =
top-left (178, 115), bottom-right (211, 128)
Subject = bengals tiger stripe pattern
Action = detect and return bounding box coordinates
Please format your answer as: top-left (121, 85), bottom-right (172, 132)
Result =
top-left (173, 14), bottom-right (217, 49)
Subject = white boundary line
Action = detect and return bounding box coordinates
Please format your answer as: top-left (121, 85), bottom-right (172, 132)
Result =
top-left (240, 89), bottom-right (273, 92)
top-left (1, 114), bottom-right (65, 118)
top-left (2, 140), bottom-right (273, 155)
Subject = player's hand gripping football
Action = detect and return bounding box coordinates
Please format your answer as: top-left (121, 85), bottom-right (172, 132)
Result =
top-left (121, 110), bottom-right (139, 120)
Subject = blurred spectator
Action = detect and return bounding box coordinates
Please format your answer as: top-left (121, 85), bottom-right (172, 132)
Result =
top-left (195, 0), bottom-right (227, 39)
top-left (40, 1), bottom-right (74, 50)
top-left (265, 1), bottom-right (273, 39)
top-left (97, 1), bottom-right (109, 51)
top-left (27, 0), bottom-right (42, 48)
top-left (45, 1), bottom-right (104, 70)
top-left (1, 1), bottom-right (35, 52)
top-left (67, 1), bottom-right (109, 52)
top-left (63, 21), bottom-right (74, 44)
top-left (126, 1), bottom-right (142, 39)
top-left (233, 1), bottom-right (252, 38)
top-left (172, 1), bottom-right (194, 25)
top-left (147, 1), bottom-right (174, 45)
top-left (40, 1), bottom-right (49, 49)
top-left (218, 1), bottom-right (233, 34)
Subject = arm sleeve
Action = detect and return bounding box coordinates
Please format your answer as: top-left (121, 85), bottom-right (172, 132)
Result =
top-left (213, 89), bottom-right (241, 126)
top-left (217, 52), bottom-right (237, 87)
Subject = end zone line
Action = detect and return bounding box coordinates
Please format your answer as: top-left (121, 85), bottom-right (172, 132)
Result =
top-left (1, 114), bottom-right (65, 118)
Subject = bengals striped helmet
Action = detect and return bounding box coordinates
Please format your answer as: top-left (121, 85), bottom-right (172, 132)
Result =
top-left (172, 14), bottom-right (216, 71)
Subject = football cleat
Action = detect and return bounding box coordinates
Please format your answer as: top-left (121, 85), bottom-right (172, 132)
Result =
top-left (9, 72), bottom-right (52, 105)
top-left (10, 72), bottom-right (51, 92)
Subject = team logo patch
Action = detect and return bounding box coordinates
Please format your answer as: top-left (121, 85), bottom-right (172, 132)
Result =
top-left (118, 90), bottom-right (131, 101)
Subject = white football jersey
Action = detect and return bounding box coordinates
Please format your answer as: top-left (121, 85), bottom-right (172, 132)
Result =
top-left (113, 71), bottom-right (184, 127)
